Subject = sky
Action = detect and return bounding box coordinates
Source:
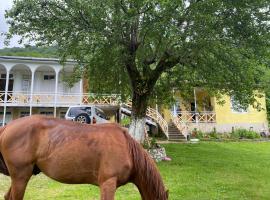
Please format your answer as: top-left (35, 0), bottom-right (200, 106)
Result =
top-left (0, 0), bottom-right (22, 49)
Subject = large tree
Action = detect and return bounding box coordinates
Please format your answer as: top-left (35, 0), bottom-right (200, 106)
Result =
top-left (5, 0), bottom-right (270, 142)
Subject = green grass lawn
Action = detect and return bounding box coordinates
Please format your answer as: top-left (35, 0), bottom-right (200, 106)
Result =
top-left (1, 142), bottom-right (270, 200)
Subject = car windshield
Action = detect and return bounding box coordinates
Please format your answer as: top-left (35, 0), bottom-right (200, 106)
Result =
top-left (95, 108), bottom-right (107, 119)
top-left (68, 107), bottom-right (91, 117)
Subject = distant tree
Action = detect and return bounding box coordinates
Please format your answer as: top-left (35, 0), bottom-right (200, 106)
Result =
top-left (5, 0), bottom-right (270, 142)
top-left (0, 46), bottom-right (58, 58)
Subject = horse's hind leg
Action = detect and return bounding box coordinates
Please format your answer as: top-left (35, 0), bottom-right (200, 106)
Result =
top-left (100, 177), bottom-right (117, 200)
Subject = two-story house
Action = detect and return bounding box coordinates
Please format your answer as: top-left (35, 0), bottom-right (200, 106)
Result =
top-left (0, 56), bottom-right (119, 125)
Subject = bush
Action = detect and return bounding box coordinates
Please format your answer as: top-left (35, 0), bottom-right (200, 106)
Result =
top-left (191, 129), bottom-right (204, 139)
top-left (231, 128), bottom-right (261, 139)
top-left (209, 131), bottom-right (219, 139)
top-left (120, 117), bottom-right (130, 127)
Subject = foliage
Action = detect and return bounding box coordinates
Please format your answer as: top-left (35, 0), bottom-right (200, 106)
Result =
top-left (5, 1), bottom-right (270, 104)
top-left (142, 136), bottom-right (159, 150)
top-left (120, 117), bottom-right (131, 127)
top-left (261, 68), bottom-right (270, 125)
top-left (0, 46), bottom-right (58, 58)
top-left (5, 0), bottom-right (270, 140)
top-left (191, 128), bottom-right (262, 140)
top-left (191, 128), bottom-right (203, 139)
top-left (231, 128), bottom-right (261, 139)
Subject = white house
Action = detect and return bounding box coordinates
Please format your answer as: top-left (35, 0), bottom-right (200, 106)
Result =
top-left (0, 56), bottom-right (120, 125)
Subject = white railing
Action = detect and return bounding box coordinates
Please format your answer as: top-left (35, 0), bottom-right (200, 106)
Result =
top-left (171, 111), bottom-right (216, 138)
top-left (146, 107), bottom-right (169, 138)
top-left (170, 113), bottom-right (189, 138)
top-left (122, 103), bottom-right (169, 138)
top-left (175, 111), bottom-right (216, 123)
top-left (0, 91), bottom-right (121, 106)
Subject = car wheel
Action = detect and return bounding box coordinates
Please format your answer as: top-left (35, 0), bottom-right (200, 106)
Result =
top-left (75, 113), bottom-right (91, 124)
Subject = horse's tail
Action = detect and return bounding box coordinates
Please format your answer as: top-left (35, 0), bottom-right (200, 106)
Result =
top-left (0, 125), bottom-right (9, 176)
top-left (123, 130), bottom-right (168, 200)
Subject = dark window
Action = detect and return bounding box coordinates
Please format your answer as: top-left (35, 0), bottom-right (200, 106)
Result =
top-left (40, 111), bottom-right (53, 116)
top-left (60, 112), bottom-right (66, 119)
top-left (44, 75), bottom-right (55, 80)
top-left (1, 74), bottom-right (13, 79)
top-left (20, 112), bottom-right (30, 117)
top-left (0, 112), bottom-right (11, 115)
top-left (68, 107), bottom-right (91, 117)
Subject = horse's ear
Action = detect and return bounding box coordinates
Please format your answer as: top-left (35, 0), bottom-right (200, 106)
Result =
top-left (166, 189), bottom-right (169, 199)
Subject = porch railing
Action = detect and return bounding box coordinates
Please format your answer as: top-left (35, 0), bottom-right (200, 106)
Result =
top-left (0, 91), bottom-right (121, 106)
top-left (175, 111), bottom-right (216, 123)
top-left (170, 111), bottom-right (216, 138)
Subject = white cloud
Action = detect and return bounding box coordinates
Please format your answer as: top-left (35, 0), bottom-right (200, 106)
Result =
top-left (0, 0), bottom-right (22, 48)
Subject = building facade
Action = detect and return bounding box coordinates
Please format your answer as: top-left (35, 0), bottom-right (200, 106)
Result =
top-left (0, 56), bottom-right (119, 125)
top-left (0, 56), bottom-right (268, 138)
top-left (164, 89), bottom-right (268, 134)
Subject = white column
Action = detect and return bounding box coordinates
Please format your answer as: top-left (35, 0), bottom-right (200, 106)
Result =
top-left (2, 70), bottom-right (10, 126)
top-left (172, 88), bottom-right (177, 117)
top-left (29, 69), bottom-right (36, 116)
top-left (193, 87), bottom-right (198, 123)
top-left (79, 79), bottom-right (83, 105)
top-left (54, 70), bottom-right (60, 118)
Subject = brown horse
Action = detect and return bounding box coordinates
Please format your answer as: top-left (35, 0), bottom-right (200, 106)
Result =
top-left (0, 115), bottom-right (168, 200)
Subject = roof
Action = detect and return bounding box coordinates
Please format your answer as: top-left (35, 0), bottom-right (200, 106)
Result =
top-left (0, 56), bottom-right (77, 65)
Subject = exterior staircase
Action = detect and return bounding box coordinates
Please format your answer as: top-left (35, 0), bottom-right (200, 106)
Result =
top-left (168, 122), bottom-right (187, 141)
top-left (121, 103), bottom-right (187, 141)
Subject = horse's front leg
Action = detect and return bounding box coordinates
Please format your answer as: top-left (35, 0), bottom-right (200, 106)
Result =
top-left (8, 165), bottom-right (33, 200)
top-left (100, 177), bottom-right (117, 200)
top-left (8, 177), bottom-right (30, 200)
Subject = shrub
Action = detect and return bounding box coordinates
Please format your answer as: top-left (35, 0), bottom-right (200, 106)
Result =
top-left (209, 131), bottom-right (219, 139)
top-left (231, 128), bottom-right (260, 139)
top-left (120, 117), bottom-right (130, 127)
top-left (191, 129), bottom-right (204, 139)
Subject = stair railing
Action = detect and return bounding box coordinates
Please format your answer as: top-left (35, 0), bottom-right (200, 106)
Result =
top-left (121, 103), bottom-right (169, 139)
top-left (170, 113), bottom-right (189, 139)
top-left (146, 107), bottom-right (169, 138)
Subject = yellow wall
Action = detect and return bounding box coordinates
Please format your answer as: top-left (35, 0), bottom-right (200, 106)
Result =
top-left (162, 107), bottom-right (172, 122)
top-left (214, 95), bottom-right (268, 124)
top-left (161, 92), bottom-right (268, 125)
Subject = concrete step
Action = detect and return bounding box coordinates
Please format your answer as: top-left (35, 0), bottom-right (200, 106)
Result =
top-left (168, 134), bottom-right (186, 137)
top-left (169, 130), bottom-right (181, 133)
top-left (168, 138), bottom-right (187, 142)
top-left (169, 136), bottom-right (186, 140)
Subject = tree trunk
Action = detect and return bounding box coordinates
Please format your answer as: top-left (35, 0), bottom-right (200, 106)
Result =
top-left (128, 91), bottom-right (149, 143)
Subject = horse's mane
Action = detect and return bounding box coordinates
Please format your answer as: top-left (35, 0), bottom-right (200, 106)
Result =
top-left (123, 130), bottom-right (168, 200)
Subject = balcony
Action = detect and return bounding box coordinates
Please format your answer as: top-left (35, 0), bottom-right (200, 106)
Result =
top-left (0, 91), bottom-right (121, 107)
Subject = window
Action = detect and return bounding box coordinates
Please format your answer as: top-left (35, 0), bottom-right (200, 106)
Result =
top-left (44, 75), bottom-right (55, 80)
top-left (0, 112), bottom-right (11, 115)
top-left (1, 74), bottom-right (13, 79)
top-left (20, 112), bottom-right (30, 117)
top-left (40, 111), bottom-right (54, 116)
top-left (60, 112), bottom-right (66, 119)
top-left (230, 96), bottom-right (248, 113)
top-left (95, 108), bottom-right (107, 119)
top-left (68, 107), bottom-right (92, 117)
